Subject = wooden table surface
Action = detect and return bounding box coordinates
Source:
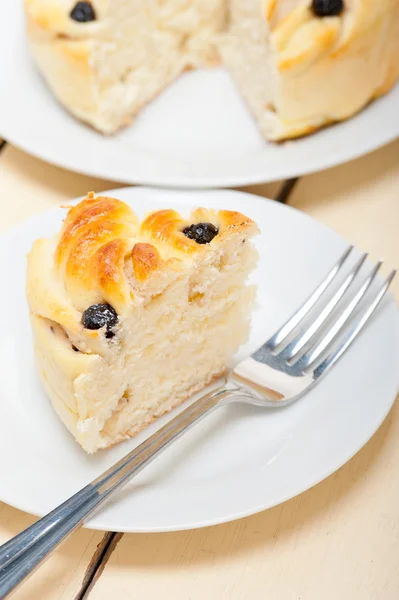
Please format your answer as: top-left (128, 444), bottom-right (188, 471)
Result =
top-left (1, 139), bottom-right (399, 600)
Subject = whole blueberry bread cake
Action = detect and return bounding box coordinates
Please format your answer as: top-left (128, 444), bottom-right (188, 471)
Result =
top-left (26, 193), bottom-right (259, 453)
top-left (24, 0), bottom-right (399, 140)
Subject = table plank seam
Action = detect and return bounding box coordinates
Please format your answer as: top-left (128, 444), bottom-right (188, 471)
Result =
top-left (274, 177), bottom-right (299, 204)
top-left (75, 532), bottom-right (123, 600)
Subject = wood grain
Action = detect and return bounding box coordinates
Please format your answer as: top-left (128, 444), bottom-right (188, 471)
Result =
top-left (75, 533), bottom-right (123, 600)
top-left (0, 145), bottom-right (125, 233)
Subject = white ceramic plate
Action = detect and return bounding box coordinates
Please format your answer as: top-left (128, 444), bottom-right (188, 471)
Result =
top-left (1, 3), bottom-right (399, 188)
top-left (0, 187), bottom-right (398, 532)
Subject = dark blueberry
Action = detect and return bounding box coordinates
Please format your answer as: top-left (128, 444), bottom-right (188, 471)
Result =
top-left (183, 222), bottom-right (219, 245)
top-left (70, 1), bottom-right (96, 22)
top-left (82, 303), bottom-right (118, 337)
top-left (72, 345), bottom-right (79, 352)
top-left (311, 0), bottom-right (343, 16)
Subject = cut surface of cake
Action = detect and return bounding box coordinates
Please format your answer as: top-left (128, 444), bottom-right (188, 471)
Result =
top-left (24, 0), bottom-right (227, 134)
top-left (24, 0), bottom-right (399, 140)
top-left (26, 193), bottom-right (259, 453)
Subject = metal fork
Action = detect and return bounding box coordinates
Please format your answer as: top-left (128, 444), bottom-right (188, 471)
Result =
top-left (0, 246), bottom-right (395, 598)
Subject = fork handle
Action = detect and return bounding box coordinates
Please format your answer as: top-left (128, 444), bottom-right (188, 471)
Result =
top-left (0, 383), bottom-right (243, 599)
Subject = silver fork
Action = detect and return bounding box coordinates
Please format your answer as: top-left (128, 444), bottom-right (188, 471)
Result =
top-left (0, 246), bottom-right (395, 598)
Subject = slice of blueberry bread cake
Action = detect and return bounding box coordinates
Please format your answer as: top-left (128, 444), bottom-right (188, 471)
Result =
top-left (220, 0), bottom-right (399, 140)
top-left (26, 193), bottom-right (259, 453)
top-left (24, 0), bottom-right (226, 134)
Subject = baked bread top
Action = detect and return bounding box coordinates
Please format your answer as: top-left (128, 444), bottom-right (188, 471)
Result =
top-left (267, 0), bottom-right (398, 85)
top-left (27, 193), bottom-right (258, 352)
top-left (220, 0), bottom-right (399, 140)
top-left (24, 0), bottom-right (224, 41)
top-left (25, 0), bottom-right (106, 37)
top-left (26, 0), bottom-right (399, 79)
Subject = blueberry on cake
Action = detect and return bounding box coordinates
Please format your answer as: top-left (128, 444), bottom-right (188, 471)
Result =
top-left (26, 193), bottom-right (259, 453)
top-left (24, 0), bottom-right (399, 140)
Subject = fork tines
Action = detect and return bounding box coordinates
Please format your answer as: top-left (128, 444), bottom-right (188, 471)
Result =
top-left (269, 246), bottom-right (396, 379)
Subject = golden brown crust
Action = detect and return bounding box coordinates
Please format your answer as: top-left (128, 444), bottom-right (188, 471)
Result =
top-left (94, 238), bottom-right (133, 305)
top-left (140, 209), bottom-right (197, 256)
top-left (30, 193), bottom-right (257, 322)
top-left (55, 194), bottom-right (139, 312)
top-left (140, 206), bottom-right (257, 258)
top-left (56, 194), bottom-right (136, 265)
top-left (131, 243), bottom-right (163, 283)
top-left (25, 0), bottom-right (108, 37)
top-left (264, 0), bottom-right (278, 22)
top-left (221, 0), bottom-right (399, 141)
top-left (210, 208), bottom-right (255, 231)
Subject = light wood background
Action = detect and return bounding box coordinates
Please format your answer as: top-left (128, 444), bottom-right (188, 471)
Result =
top-left (1, 139), bottom-right (399, 600)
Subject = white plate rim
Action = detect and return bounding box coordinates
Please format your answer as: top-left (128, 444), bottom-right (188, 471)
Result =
top-left (2, 119), bottom-right (399, 190)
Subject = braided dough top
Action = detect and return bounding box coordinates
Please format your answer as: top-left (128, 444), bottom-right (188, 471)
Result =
top-left (27, 193), bottom-right (258, 351)
top-left (265, 0), bottom-right (399, 73)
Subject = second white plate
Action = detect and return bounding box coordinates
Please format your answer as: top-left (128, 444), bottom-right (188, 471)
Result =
top-left (0, 2), bottom-right (399, 188)
top-left (0, 186), bottom-right (398, 532)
